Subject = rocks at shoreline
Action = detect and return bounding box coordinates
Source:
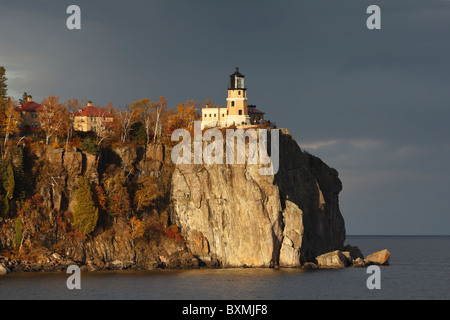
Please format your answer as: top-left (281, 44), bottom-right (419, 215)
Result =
top-left (0, 262), bottom-right (9, 275)
top-left (0, 249), bottom-right (206, 274)
top-left (1, 247), bottom-right (390, 274)
top-left (365, 249), bottom-right (390, 266)
top-left (308, 247), bottom-right (390, 269)
top-left (315, 250), bottom-right (350, 268)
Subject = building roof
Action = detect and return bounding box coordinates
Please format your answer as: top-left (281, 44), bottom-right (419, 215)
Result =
top-left (16, 101), bottom-right (42, 112)
top-left (248, 105), bottom-right (265, 115)
top-left (230, 67), bottom-right (245, 78)
top-left (75, 106), bottom-right (114, 118)
top-left (202, 105), bottom-right (226, 110)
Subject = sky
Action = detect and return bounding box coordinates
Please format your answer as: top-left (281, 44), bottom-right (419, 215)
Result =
top-left (1, 0), bottom-right (449, 235)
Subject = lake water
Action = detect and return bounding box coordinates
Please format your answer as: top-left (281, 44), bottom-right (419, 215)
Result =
top-left (1, 236), bottom-right (449, 300)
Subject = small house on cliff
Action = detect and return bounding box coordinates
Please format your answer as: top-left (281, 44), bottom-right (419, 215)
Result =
top-left (15, 95), bottom-right (43, 131)
top-left (73, 101), bottom-right (114, 132)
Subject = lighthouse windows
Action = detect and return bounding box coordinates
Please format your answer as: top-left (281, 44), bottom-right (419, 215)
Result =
top-left (235, 77), bottom-right (244, 89)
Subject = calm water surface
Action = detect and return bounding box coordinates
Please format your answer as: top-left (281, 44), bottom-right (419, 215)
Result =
top-left (1, 236), bottom-right (449, 300)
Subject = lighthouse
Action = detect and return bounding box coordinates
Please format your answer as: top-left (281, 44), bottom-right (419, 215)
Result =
top-left (225, 67), bottom-right (251, 126)
top-left (201, 67), bottom-right (260, 129)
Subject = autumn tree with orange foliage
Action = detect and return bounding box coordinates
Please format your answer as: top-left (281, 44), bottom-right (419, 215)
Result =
top-left (164, 100), bottom-right (200, 135)
top-left (129, 216), bottom-right (146, 240)
top-left (102, 171), bottom-right (132, 220)
top-left (93, 185), bottom-right (107, 211)
top-left (0, 98), bottom-right (20, 153)
top-left (40, 95), bottom-right (66, 145)
top-left (133, 177), bottom-right (163, 212)
top-left (165, 225), bottom-right (183, 243)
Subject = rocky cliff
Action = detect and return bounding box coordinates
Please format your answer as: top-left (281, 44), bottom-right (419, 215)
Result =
top-left (0, 127), bottom-right (352, 271)
top-left (171, 128), bottom-right (346, 267)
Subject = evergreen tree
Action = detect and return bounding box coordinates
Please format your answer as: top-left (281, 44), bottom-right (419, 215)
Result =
top-left (80, 137), bottom-right (99, 155)
top-left (0, 66), bottom-right (7, 101)
top-left (0, 198), bottom-right (8, 219)
top-left (14, 147), bottom-right (26, 201)
top-left (73, 176), bottom-right (98, 235)
top-left (1, 162), bottom-right (14, 217)
top-left (14, 218), bottom-right (23, 248)
top-left (3, 162), bottom-right (15, 200)
top-left (19, 92), bottom-right (29, 104)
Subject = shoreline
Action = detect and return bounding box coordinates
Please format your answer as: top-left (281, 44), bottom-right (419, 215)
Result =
top-left (1, 248), bottom-right (390, 275)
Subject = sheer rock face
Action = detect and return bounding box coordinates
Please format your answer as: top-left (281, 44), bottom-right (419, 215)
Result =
top-left (1, 131), bottom-right (345, 270)
top-left (171, 128), bottom-right (346, 267)
top-left (39, 148), bottom-right (98, 213)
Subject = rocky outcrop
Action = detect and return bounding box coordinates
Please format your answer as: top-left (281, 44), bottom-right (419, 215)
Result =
top-left (0, 143), bottom-right (187, 273)
top-left (316, 250), bottom-right (350, 268)
top-left (171, 128), bottom-right (346, 267)
top-left (311, 247), bottom-right (390, 268)
top-left (0, 262), bottom-right (9, 275)
top-left (0, 128), bottom-right (385, 273)
top-left (39, 148), bottom-right (99, 212)
top-left (365, 250), bottom-right (390, 266)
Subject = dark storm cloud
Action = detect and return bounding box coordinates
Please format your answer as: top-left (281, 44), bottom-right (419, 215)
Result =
top-left (1, 0), bottom-right (449, 234)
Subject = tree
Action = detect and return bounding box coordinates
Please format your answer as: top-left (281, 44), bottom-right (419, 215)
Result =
top-left (116, 104), bottom-right (141, 144)
top-left (14, 218), bottom-right (23, 249)
top-left (93, 185), bottom-right (107, 211)
top-left (80, 137), bottom-right (99, 155)
top-left (131, 96), bottom-right (168, 146)
top-left (64, 98), bottom-right (81, 147)
top-left (102, 171), bottom-right (131, 219)
top-left (3, 162), bottom-right (15, 201)
top-left (0, 98), bottom-right (21, 152)
top-left (0, 197), bottom-right (8, 218)
top-left (0, 66), bottom-right (7, 102)
top-left (129, 121), bottom-right (147, 143)
top-left (130, 217), bottom-right (146, 240)
top-left (153, 97), bottom-right (167, 143)
top-left (164, 100), bottom-right (199, 134)
top-left (73, 176), bottom-right (98, 235)
top-left (19, 92), bottom-right (29, 104)
top-left (14, 147), bottom-right (26, 201)
top-left (109, 185), bottom-right (131, 219)
top-left (1, 162), bottom-right (14, 217)
top-left (40, 95), bottom-right (65, 145)
top-left (133, 177), bottom-right (163, 212)
top-left (131, 98), bottom-right (154, 147)
top-left (93, 109), bottom-right (114, 146)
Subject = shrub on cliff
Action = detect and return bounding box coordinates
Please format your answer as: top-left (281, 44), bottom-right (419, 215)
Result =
top-left (165, 225), bottom-right (183, 243)
top-left (13, 218), bottom-right (23, 248)
top-left (81, 137), bottom-right (99, 155)
top-left (133, 177), bottom-right (162, 212)
top-left (1, 161), bottom-right (14, 217)
top-left (73, 176), bottom-right (98, 235)
top-left (13, 147), bottom-right (26, 202)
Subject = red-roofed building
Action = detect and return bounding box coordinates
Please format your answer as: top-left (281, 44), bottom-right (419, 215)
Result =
top-left (73, 101), bottom-right (115, 132)
top-left (15, 96), bottom-right (43, 130)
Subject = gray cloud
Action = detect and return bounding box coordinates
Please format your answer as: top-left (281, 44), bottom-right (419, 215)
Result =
top-left (1, 0), bottom-right (449, 234)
